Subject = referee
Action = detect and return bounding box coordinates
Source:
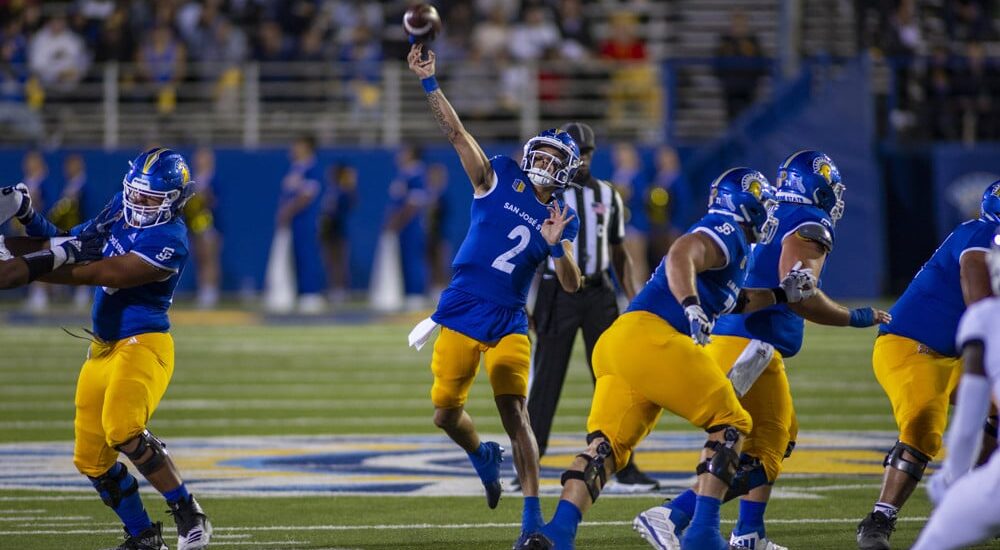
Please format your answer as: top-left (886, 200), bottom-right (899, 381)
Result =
top-left (526, 122), bottom-right (659, 491)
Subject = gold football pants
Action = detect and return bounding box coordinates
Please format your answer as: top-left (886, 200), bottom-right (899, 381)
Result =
top-left (430, 326), bottom-right (531, 408)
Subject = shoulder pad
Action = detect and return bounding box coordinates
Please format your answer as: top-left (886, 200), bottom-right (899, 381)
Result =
top-left (794, 222), bottom-right (833, 252)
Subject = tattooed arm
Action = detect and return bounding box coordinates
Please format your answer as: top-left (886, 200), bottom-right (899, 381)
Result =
top-left (407, 44), bottom-right (494, 195)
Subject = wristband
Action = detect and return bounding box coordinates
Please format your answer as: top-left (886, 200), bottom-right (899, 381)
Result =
top-left (771, 287), bottom-right (788, 304)
top-left (681, 295), bottom-right (700, 308)
top-left (21, 250), bottom-right (55, 282)
top-left (849, 307), bottom-right (875, 328)
top-left (549, 243), bottom-right (564, 258)
top-left (421, 76), bottom-right (439, 94)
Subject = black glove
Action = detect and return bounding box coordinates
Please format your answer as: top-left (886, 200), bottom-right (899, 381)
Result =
top-left (58, 232), bottom-right (106, 265)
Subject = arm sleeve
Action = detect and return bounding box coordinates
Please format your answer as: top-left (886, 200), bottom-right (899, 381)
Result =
top-left (22, 213), bottom-right (64, 238)
top-left (130, 228), bottom-right (189, 274)
top-left (941, 372), bottom-right (991, 477)
top-left (608, 186), bottom-right (626, 245)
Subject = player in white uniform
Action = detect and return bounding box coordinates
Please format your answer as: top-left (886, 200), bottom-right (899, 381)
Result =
top-left (911, 227), bottom-right (1000, 550)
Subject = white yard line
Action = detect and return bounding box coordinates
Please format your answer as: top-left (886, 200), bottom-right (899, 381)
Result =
top-left (0, 516), bottom-right (932, 536)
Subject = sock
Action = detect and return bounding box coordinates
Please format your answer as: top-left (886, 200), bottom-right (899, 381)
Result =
top-left (690, 495), bottom-right (722, 529)
top-left (90, 463), bottom-right (153, 537)
top-left (522, 496), bottom-right (543, 533)
top-left (667, 489), bottom-right (697, 520)
top-left (163, 483), bottom-right (190, 505)
top-left (734, 499), bottom-right (767, 536)
top-left (545, 499), bottom-right (582, 541)
top-left (468, 443), bottom-right (498, 483)
top-left (873, 501), bottom-right (899, 519)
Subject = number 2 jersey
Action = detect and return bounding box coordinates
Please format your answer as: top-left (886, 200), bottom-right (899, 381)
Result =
top-left (882, 218), bottom-right (998, 357)
top-left (713, 203), bottom-right (835, 357)
top-left (431, 156), bottom-right (579, 342)
top-left (627, 212), bottom-right (751, 333)
top-left (73, 193), bottom-right (189, 341)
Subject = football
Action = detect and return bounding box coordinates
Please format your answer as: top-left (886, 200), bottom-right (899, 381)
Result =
top-left (403, 3), bottom-right (442, 41)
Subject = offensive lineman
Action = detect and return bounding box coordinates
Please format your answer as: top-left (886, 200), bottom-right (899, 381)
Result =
top-left (911, 227), bottom-right (1000, 549)
top-left (633, 151), bottom-right (890, 550)
top-left (405, 43), bottom-right (582, 544)
top-left (3, 149), bottom-right (211, 550)
top-left (856, 180), bottom-right (1000, 549)
top-left (519, 168), bottom-right (818, 550)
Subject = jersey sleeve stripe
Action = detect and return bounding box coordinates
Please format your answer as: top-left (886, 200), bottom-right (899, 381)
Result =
top-left (959, 246), bottom-right (990, 260)
top-left (692, 226), bottom-right (730, 268)
top-left (130, 251), bottom-right (179, 274)
top-left (474, 170), bottom-right (500, 199)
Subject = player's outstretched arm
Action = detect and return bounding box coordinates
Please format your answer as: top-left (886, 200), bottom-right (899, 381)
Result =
top-left (0, 235), bottom-right (105, 289)
top-left (407, 44), bottom-right (493, 195)
top-left (543, 202), bottom-right (582, 292)
top-left (960, 250), bottom-right (993, 305)
top-left (779, 228), bottom-right (890, 326)
top-left (40, 252), bottom-right (170, 289)
top-left (928, 339), bottom-right (991, 504)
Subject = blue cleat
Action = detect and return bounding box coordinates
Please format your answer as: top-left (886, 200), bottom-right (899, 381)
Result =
top-left (470, 441), bottom-right (504, 509)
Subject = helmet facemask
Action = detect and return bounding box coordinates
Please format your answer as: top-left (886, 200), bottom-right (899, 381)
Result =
top-left (123, 175), bottom-right (182, 228)
top-left (827, 182), bottom-right (846, 224)
top-left (521, 137), bottom-right (579, 189)
top-left (755, 197), bottom-right (780, 244)
top-left (989, 232), bottom-right (1000, 296)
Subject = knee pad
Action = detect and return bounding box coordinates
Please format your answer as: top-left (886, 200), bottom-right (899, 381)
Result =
top-left (117, 430), bottom-right (169, 477)
top-left (561, 436), bottom-right (613, 503)
top-left (697, 426), bottom-right (741, 487)
top-left (883, 440), bottom-right (931, 481)
top-left (722, 454), bottom-right (770, 502)
top-left (88, 462), bottom-right (137, 509)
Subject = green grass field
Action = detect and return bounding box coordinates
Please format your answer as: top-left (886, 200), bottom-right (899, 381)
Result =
top-left (0, 315), bottom-right (991, 549)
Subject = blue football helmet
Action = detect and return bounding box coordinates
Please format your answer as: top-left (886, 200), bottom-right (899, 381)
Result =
top-left (122, 147), bottom-right (194, 228)
top-left (708, 167), bottom-right (778, 244)
top-left (775, 150), bottom-right (845, 224)
top-left (520, 129), bottom-right (581, 189)
top-left (981, 180), bottom-right (1000, 223)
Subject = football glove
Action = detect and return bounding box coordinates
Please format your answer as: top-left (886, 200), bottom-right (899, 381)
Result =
top-left (780, 261), bottom-right (817, 303)
top-left (58, 231), bottom-right (106, 266)
top-left (0, 183), bottom-right (34, 225)
top-left (684, 304), bottom-right (713, 346)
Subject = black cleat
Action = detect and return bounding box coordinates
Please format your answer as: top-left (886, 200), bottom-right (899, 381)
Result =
top-left (167, 494), bottom-right (213, 550)
top-left (516, 533), bottom-right (555, 550)
top-left (612, 461), bottom-right (661, 493)
top-left (485, 478), bottom-right (502, 509)
top-left (111, 521), bottom-right (168, 550)
top-left (856, 511), bottom-right (895, 550)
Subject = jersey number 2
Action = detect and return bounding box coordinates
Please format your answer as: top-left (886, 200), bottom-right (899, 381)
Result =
top-left (491, 225), bottom-right (531, 274)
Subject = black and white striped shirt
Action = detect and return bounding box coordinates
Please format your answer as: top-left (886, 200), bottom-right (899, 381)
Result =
top-left (545, 177), bottom-right (626, 277)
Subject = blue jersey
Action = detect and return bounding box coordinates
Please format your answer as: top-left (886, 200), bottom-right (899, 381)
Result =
top-left (280, 159), bottom-right (323, 235)
top-left (882, 218), bottom-right (998, 356)
top-left (74, 193), bottom-right (189, 341)
top-left (432, 156), bottom-right (579, 342)
top-left (628, 212), bottom-right (751, 333)
top-left (713, 203), bottom-right (835, 357)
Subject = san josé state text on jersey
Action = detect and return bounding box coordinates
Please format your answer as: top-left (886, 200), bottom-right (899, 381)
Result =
top-left (883, 218), bottom-right (998, 357)
top-left (714, 203), bottom-right (835, 357)
top-left (446, 155), bottom-right (578, 310)
top-left (77, 193), bottom-right (190, 341)
top-left (628, 212), bottom-right (752, 333)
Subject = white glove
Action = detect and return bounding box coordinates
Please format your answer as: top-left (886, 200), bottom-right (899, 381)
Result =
top-left (780, 261), bottom-right (817, 303)
top-left (0, 183), bottom-right (33, 225)
top-left (926, 467), bottom-right (955, 507)
top-left (684, 304), bottom-right (713, 346)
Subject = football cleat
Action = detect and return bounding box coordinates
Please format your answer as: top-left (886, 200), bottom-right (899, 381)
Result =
top-left (111, 521), bottom-right (168, 550)
top-left (633, 505), bottom-right (682, 550)
top-left (515, 532), bottom-right (556, 550)
top-left (610, 462), bottom-right (661, 493)
top-left (856, 511), bottom-right (895, 550)
top-left (167, 494), bottom-right (212, 550)
top-left (729, 530), bottom-right (788, 550)
top-left (476, 441), bottom-right (504, 509)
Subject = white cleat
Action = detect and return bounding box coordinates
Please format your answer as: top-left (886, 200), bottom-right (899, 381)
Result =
top-left (633, 505), bottom-right (682, 550)
top-left (729, 531), bottom-right (788, 550)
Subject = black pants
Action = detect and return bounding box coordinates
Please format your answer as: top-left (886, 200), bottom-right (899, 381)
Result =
top-left (527, 276), bottom-right (619, 457)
